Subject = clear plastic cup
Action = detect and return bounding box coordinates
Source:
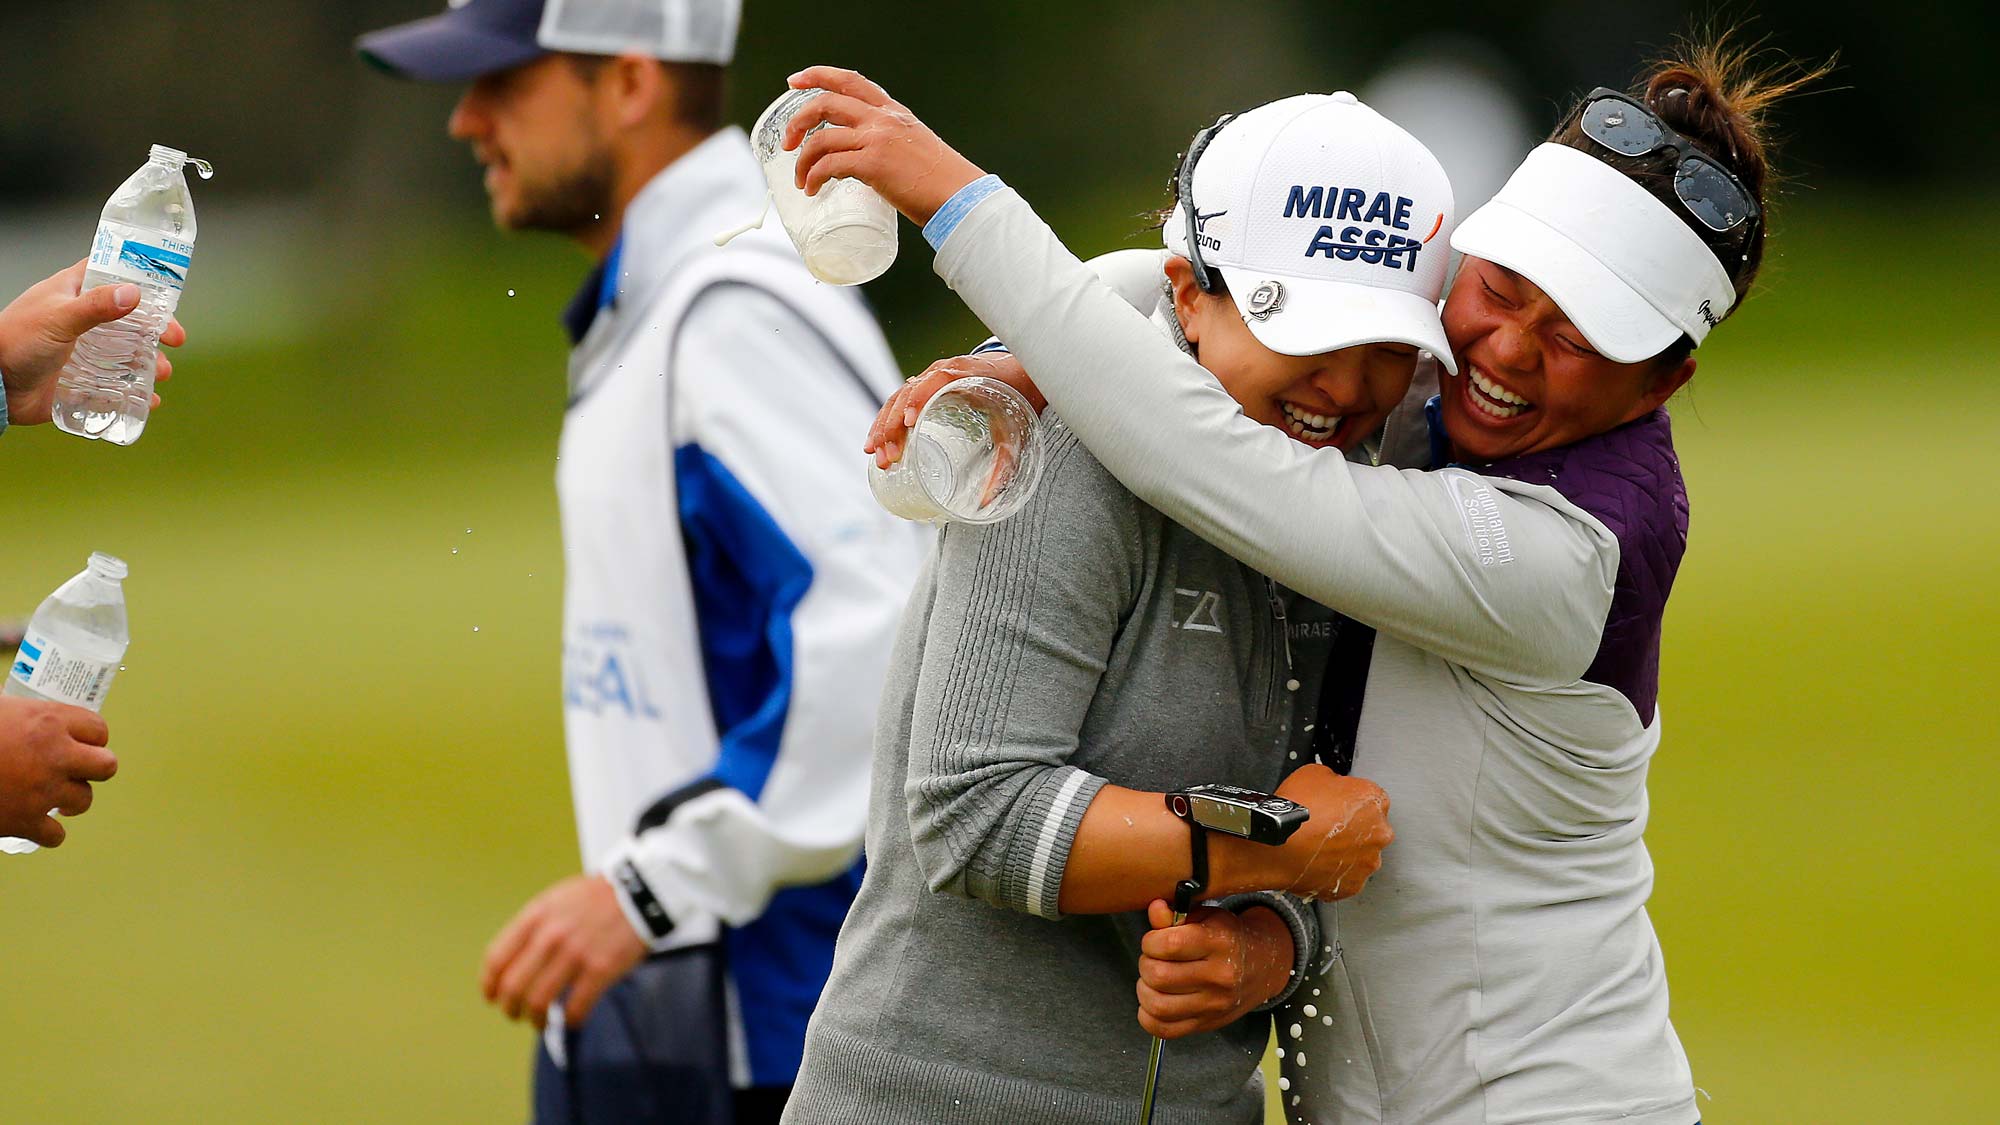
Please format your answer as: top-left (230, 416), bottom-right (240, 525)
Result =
top-left (752, 88), bottom-right (899, 285)
top-left (868, 377), bottom-right (1043, 525)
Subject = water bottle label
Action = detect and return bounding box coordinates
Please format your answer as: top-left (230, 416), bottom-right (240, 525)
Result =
top-left (87, 219), bottom-right (192, 292)
top-left (9, 631), bottom-right (118, 709)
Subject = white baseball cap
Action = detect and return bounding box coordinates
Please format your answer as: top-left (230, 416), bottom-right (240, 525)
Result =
top-left (359, 0), bottom-right (739, 83)
top-left (540, 0), bottom-right (739, 63)
top-left (1451, 143), bottom-right (1737, 363)
top-left (1165, 92), bottom-right (1457, 373)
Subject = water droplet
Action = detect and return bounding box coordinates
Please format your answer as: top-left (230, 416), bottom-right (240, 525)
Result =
top-left (1290, 1095), bottom-right (1300, 1107)
top-left (1302, 1004), bottom-right (1317, 1018)
top-left (1289, 1022), bottom-right (1303, 1039)
top-left (118, 665), bottom-right (127, 672)
top-left (1278, 1077), bottom-right (1291, 1091)
top-left (1286, 678), bottom-right (1300, 691)
top-left (1295, 1051), bottom-right (1306, 1066)
top-left (1322, 1015), bottom-right (1332, 1026)
top-left (451, 548), bottom-right (458, 555)
top-left (465, 528), bottom-right (473, 534)
top-left (1605, 112), bottom-right (1625, 127)
top-left (507, 289), bottom-right (517, 297)
top-left (473, 626), bottom-right (481, 632)
top-left (1312, 988), bottom-right (1320, 997)
top-left (1275, 1047), bottom-right (1285, 1061)
top-left (188, 157), bottom-right (215, 180)
top-left (1288, 751), bottom-right (1298, 760)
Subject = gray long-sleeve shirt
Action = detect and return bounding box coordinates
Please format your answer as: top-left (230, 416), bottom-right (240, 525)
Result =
top-left (785, 417), bottom-right (1336, 1125)
top-left (929, 188), bottom-right (1697, 1125)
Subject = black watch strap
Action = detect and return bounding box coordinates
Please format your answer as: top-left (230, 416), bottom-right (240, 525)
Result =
top-left (612, 858), bottom-right (675, 941)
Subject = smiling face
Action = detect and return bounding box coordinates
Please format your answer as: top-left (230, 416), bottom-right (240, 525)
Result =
top-left (1168, 257), bottom-right (1417, 452)
top-left (1437, 257), bottom-right (1696, 463)
top-left (447, 55), bottom-right (617, 237)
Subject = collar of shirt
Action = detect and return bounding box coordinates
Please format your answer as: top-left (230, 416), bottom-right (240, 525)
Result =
top-left (561, 125), bottom-right (765, 346)
top-left (1425, 394), bottom-right (1452, 470)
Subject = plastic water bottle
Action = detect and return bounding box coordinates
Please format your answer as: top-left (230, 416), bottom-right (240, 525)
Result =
top-left (54, 145), bottom-right (211, 446)
top-left (866, 377), bottom-right (1044, 525)
top-left (1, 553), bottom-right (130, 854)
top-left (749, 88), bottom-right (898, 285)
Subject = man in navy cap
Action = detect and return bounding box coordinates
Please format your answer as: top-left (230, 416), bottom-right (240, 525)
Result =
top-left (358, 4), bottom-right (923, 1123)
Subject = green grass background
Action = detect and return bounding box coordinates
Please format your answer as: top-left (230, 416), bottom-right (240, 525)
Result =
top-left (3, 192), bottom-right (1996, 1122)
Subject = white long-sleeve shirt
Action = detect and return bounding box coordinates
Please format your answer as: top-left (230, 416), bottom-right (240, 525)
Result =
top-left (929, 186), bottom-right (1697, 1125)
top-left (556, 127), bottom-right (925, 1087)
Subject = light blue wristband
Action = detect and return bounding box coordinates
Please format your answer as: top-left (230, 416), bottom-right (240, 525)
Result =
top-left (922, 174), bottom-right (1006, 251)
top-left (0, 372), bottom-right (10, 437)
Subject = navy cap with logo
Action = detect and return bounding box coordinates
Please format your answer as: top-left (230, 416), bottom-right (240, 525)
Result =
top-left (358, 0), bottom-right (550, 84)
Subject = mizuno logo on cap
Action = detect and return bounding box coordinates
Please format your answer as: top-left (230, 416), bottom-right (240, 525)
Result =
top-left (1193, 209), bottom-right (1227, 252)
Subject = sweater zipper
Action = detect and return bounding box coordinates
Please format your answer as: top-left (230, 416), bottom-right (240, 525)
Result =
top-left (1265, 578), bottom-right (1295, 718)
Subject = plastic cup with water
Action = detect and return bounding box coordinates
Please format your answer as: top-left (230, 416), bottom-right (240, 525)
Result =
top-left (750, 87), bottom-right (899, 285)
top-left (868, 377), bottom-right (1043, 525)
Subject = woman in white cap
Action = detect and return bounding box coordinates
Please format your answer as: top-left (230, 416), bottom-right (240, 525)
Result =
top-left (788, 35), bottom-right (1821, 1125)
top-left (778, 94), bottom-right (1461, 1125)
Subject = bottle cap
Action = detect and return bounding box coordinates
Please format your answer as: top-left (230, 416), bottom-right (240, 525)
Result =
top-left (88, 552), bottom-right (129, 581)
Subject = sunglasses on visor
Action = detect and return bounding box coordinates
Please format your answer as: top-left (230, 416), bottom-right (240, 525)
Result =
top-left (1572, 88), bottom-right (1761, 247)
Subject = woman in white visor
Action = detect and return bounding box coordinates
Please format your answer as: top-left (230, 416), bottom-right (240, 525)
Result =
top-left (785, 34), bottom-right (1823, 1125)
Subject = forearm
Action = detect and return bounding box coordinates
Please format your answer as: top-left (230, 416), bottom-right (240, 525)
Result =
top-left (1056, 784), bottom-right (1289, 915)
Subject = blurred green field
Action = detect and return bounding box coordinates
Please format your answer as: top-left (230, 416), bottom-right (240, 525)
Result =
top-left (3, 191), bottom-right (1996, 1123)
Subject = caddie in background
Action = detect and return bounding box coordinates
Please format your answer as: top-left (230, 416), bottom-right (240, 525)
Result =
top-left (357, 3), bottom-right (924, 1122)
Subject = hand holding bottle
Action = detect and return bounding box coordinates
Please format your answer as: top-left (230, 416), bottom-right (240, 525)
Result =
top-left (2, 553), bottom-right (131, 854)
top-left (0, 260), bottom-right (184, 428)
top-left (781, 67), bottom-right (987, 228)
top-left (0, 697), bottom-right (115, 849)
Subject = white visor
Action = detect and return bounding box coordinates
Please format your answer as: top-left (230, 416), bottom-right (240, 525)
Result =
top-left (1451, 144), bottom-right (1737, 363)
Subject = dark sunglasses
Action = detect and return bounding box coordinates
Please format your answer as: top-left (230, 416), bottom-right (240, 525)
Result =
top-left (1175, 112), bottom-right (1235, 294)
top-left (1572, 88), bottom-right (1761, 248)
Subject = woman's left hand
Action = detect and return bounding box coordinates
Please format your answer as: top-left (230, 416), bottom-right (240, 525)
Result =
top-left (1136, 900), bottom-right (1295, 1039)
top-left (783, 66), bottom-right (988, 226)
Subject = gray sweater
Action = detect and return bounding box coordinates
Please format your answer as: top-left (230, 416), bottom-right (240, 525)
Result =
top-left (929, 190), bottom-right (1697, 1125)
top-left (785, 420), bottom-right (1334, 1125)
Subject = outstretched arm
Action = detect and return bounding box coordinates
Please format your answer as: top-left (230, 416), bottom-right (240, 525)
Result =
top-left (786, 67), bottom-right (1615, 686)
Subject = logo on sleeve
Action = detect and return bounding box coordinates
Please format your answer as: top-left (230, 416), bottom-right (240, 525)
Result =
top-left (1282, 185), bottom-right (1444, 274)
top-left (1444, 471), bottom-right (1516, 568)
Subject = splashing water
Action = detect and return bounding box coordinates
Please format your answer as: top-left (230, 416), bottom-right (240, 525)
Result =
top-left (713, 192), bottom-right (773, 247)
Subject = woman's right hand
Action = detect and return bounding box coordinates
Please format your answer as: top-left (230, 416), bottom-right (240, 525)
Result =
top-left (1266, 765), bottom-right (1393, 901)
top-left (865, 351), bottom-right (1047, 469)
top-left (784, 66), bottom-right (988, 226)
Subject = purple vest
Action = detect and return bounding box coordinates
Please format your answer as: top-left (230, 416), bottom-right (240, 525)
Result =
top-left (1484, 409), bottom-right (1690, 723)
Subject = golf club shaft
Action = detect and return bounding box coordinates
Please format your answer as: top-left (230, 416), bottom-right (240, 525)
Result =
top-left (1136, 908), bottom-right (1189, 1125)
